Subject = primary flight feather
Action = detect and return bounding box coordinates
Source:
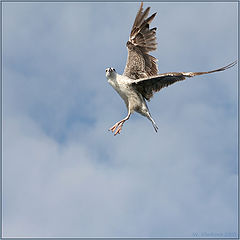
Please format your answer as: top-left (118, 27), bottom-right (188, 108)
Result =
top-left (106, 2), bottom-right (237, 136)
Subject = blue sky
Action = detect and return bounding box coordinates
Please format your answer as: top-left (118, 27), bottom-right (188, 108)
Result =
top-left (3, 2), bottom-right (238, 238)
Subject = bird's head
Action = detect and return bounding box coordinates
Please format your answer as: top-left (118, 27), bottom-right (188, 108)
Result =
top-left (105, 67), bottom-right (117, 79)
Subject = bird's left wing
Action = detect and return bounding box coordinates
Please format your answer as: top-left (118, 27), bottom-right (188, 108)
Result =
top-left (123, 2), bottom-right (158, 80)
top-left (131, 61), bottom-right (237, 101)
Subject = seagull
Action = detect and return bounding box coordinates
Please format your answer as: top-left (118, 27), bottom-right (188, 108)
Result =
top-left (106, 2), bottom-right (237, 136)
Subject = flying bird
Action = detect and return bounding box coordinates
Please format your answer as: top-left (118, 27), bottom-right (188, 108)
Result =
top-left (106, 2), bottom-right (237, 136)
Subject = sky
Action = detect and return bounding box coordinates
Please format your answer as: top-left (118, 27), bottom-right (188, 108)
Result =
top-left (2, 2), bottom-right (238, 238)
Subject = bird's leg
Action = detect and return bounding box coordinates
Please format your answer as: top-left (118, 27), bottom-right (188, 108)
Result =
top-left (146, 112), bottom-right (158, 133)
top-left (109, 111), bottom-right (131, 135)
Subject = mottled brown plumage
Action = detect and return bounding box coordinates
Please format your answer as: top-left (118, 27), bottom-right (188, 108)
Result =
top-left (106, 3), bottom-right (237, 136)
top-left (131, 61), bottom-right (237, 101)
top-left (123, 2), bottom-right (158, 79)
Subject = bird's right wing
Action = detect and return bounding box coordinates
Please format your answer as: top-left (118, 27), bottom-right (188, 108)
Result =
top-left (123, 2), bottom-right (158, 80)
top-left (131, 61), bottom-right (237, 101)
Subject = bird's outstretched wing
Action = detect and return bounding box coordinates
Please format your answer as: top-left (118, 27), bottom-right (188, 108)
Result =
top-left (123, 2), bottom-right (158, 80)
top-left (131, 61), bottom-right (237, 101)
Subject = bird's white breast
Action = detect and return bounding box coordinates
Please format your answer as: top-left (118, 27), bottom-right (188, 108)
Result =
top-left (107, 74), bottom-right (136, 105)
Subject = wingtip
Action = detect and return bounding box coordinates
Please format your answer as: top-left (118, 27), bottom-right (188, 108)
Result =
top-left (232, 60), bottom-right (238, 67)
top-left (146, 12), bottom-right (157, 24)
top-left (222, 60), bottom-right (237, 70)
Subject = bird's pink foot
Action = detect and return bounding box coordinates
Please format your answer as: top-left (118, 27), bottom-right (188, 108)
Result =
top-left (109, 122), bottom-right (121, 133)
top-left (109, 121), bottom-right (125, 135)
top-left (114, 122), bottom-right (123, 136)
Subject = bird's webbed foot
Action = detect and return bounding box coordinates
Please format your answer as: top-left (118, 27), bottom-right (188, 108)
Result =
top-left (109, 121), bottom-right (121, 133)
top-left (109, 121), bottom-right (124, 136)
top-left (113, 122), bottom-right (124, 136)
top-left (108, 113), bottom-right (131, 136)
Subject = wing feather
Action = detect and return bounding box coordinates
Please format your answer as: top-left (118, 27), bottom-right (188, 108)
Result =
top-left (123, 3), bottom-right (158, 80)
top-left (131, 61), bottom-right (237, 101)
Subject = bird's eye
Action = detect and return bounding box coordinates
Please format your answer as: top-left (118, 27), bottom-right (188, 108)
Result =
top-left (113, 68), bottom-right (115, 71)
top-left (106, 69), bottom-right (107, 72)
